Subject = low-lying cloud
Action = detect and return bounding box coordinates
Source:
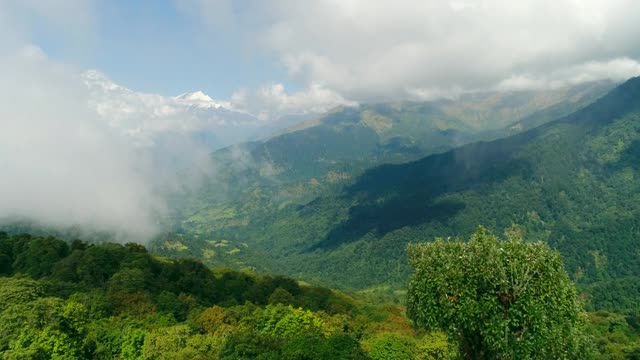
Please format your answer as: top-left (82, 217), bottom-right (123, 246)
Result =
top-left (230, 82), bottom-right (357, 120)
top-left (0, 48), bottom-right (331, 243)
top-left (0, 47), bottom-right (164, 241)
top-left (0, 0), bottom-right (346, 243)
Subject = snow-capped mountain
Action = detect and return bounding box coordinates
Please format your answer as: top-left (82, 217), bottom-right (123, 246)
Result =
top-left (82, 70), bottom-right (307, 151)
top-left (174, 90), bottom-right (230, 110)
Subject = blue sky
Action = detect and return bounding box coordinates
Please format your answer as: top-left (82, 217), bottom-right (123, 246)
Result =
top-left (30, 0), bottom-right (290, 98)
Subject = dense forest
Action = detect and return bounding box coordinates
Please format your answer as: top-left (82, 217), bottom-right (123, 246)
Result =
top-left (1, 232), bottom-right (639, 359)
top-left (164, 80), bottom-right (613, 246)
top-left (0, 232), bottom-right (452, 359)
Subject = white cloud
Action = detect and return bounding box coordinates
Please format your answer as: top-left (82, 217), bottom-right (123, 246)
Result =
top-left (0, 41), bottom-right (336, 242)
top-left (0, 0), bottom-right (266, 242)
top-left (83, 70), bottom-right (253, 147)
top-left (184, 0), bottom-right (640, 100)
top-left (496, 58), bottom-right (640, 91)
top-left (0, 48), bottom-right (162, 241)
top-left (231, 82), bottom-right (357, 120)
top-left (1, 47), bottom-right (265, 242)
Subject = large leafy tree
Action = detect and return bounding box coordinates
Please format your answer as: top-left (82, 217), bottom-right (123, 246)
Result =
top-left (407, 227), bottom-right (593, 359)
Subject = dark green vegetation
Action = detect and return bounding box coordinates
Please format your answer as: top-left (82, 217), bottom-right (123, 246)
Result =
top-left (158, 77), bottom-right (640, 314)
top-left (141, 79), bottom-right (640, 358)
top-left (188, 80), bottom-right (613, 201)
top-left (160, 81), bottom-right (614, 272)
top-left (408, 227), bottom-right (592, 359)
top-left (0, 232), bottom-right (455, 359)
top-left (1, 232), bottom-right (638, 359)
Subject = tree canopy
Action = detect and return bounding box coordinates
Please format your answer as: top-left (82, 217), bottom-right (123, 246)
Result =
top-left (407, 227), bottom-right (593, 359)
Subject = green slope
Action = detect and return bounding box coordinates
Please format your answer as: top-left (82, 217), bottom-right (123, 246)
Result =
top-left (0, 232), bottom-right (432, 359)
top-left (165, 83), bottom-right (613, 259)
top-left (161, 77), bottom-right (640, 310)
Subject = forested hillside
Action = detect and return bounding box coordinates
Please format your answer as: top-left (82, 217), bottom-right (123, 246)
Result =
top-left (160, 81), bottom-right (614, 273)
top-left (1, 232), bottom-right (638, 359)
top-left (185, 81), bottom-right (612, 204)
top-left (158, 77), bottom-right (640, 315)
top-left (0, 232), bottom-right (458, 359)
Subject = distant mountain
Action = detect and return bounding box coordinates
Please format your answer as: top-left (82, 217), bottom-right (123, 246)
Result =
top-left (168, 81), bottom-right (613, 218)
top-left (83, 70), bottom-right (311, 151)
top-left (171, 76), bottom-right (640, 312)
top-left (157, 81), bottom-right (622, 288)
top-left (174, 90), bottom-right (228, 109)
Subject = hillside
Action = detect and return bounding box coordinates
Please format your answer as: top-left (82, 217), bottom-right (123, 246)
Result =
top-left (160, 77), bottom-right (640, 312)
top-left (0, 232), bottom-right (435, 359)
top-left (161, 82), bottom-right (614, 270)
top-left (2, 233), bottom-right (639, 358)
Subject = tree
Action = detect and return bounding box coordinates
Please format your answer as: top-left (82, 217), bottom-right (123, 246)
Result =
top-left (197, 305), bottom-right (228, 334)
top-left (363, 333), bottom-right (417, 360)
top-left (108, 268), bottom-right (148, 294)
top-left (255, 304), bottom-right (326, 338)
top-left (0, 277), bottom-right (42, 311)
top-left (0, 297), bottom-right (89, 359)
top-left (281, 333), bottom-right (368, 360)
top-left (142, 325), bottom-right (222, 360)
top-left (268, 287), bottom-right (295, 305)
top-left (12, 236), bottom-right (69, 278)
top-left (416, 332), bottom-right (456, 360)
top-left (406, 227), bottom-right (593, 359)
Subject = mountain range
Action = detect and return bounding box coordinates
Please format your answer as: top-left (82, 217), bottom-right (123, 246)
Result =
top-left (83, 70), bottom-right (313, 151)
top-left (155, 78), bottom-right (640, 314)
top-left (181, 80), bottom-right (615, 208)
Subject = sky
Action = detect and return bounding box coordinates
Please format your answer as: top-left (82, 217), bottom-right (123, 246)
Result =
top-left (11, 0), bottom-right (640, 103)
top-left (85, 1), bottom-right (291, 98)
top-left (1, 0), bottom-right (640, 241)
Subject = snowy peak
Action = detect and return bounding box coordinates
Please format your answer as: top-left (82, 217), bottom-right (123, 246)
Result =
top-left (174, 90), bottom-right (229, 109)
top-left (175, 90), bottom-right (213, 102)
top-left (82, 70), bottom-right (230, 110)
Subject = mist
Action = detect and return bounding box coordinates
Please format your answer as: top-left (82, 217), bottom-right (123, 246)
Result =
top-left (0, 47), bottom-right (217, 243)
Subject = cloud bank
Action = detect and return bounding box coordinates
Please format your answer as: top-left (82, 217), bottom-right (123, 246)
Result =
top-left (0, 48), bottom-right (163, 241)
top-left (230, 83), bottom-right (357, 120)
top-left (185, 0), bottom-right (640, 100)
top-left (0, 1), bottom-right (227, 242)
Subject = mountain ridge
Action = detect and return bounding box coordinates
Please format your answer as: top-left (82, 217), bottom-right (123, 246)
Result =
top-left (159, 77), bottom-right (640, 304)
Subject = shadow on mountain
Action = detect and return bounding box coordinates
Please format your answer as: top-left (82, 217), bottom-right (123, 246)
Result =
top-left (311, 197), bottom-right (465, 251)
top-left (308, 141), bottom-right (535, 251)
top-left (306, 77), bottom-right (640, 252)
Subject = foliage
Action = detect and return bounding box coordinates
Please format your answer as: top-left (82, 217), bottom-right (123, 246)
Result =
top-left (407, 227), bottom-right (593, 359)
top-left (0, 233), bottom-right (455, 359)
top-left (362, 333), bottom-right (418, 360)
top-left (587, 311), bottom-right (640, 359)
